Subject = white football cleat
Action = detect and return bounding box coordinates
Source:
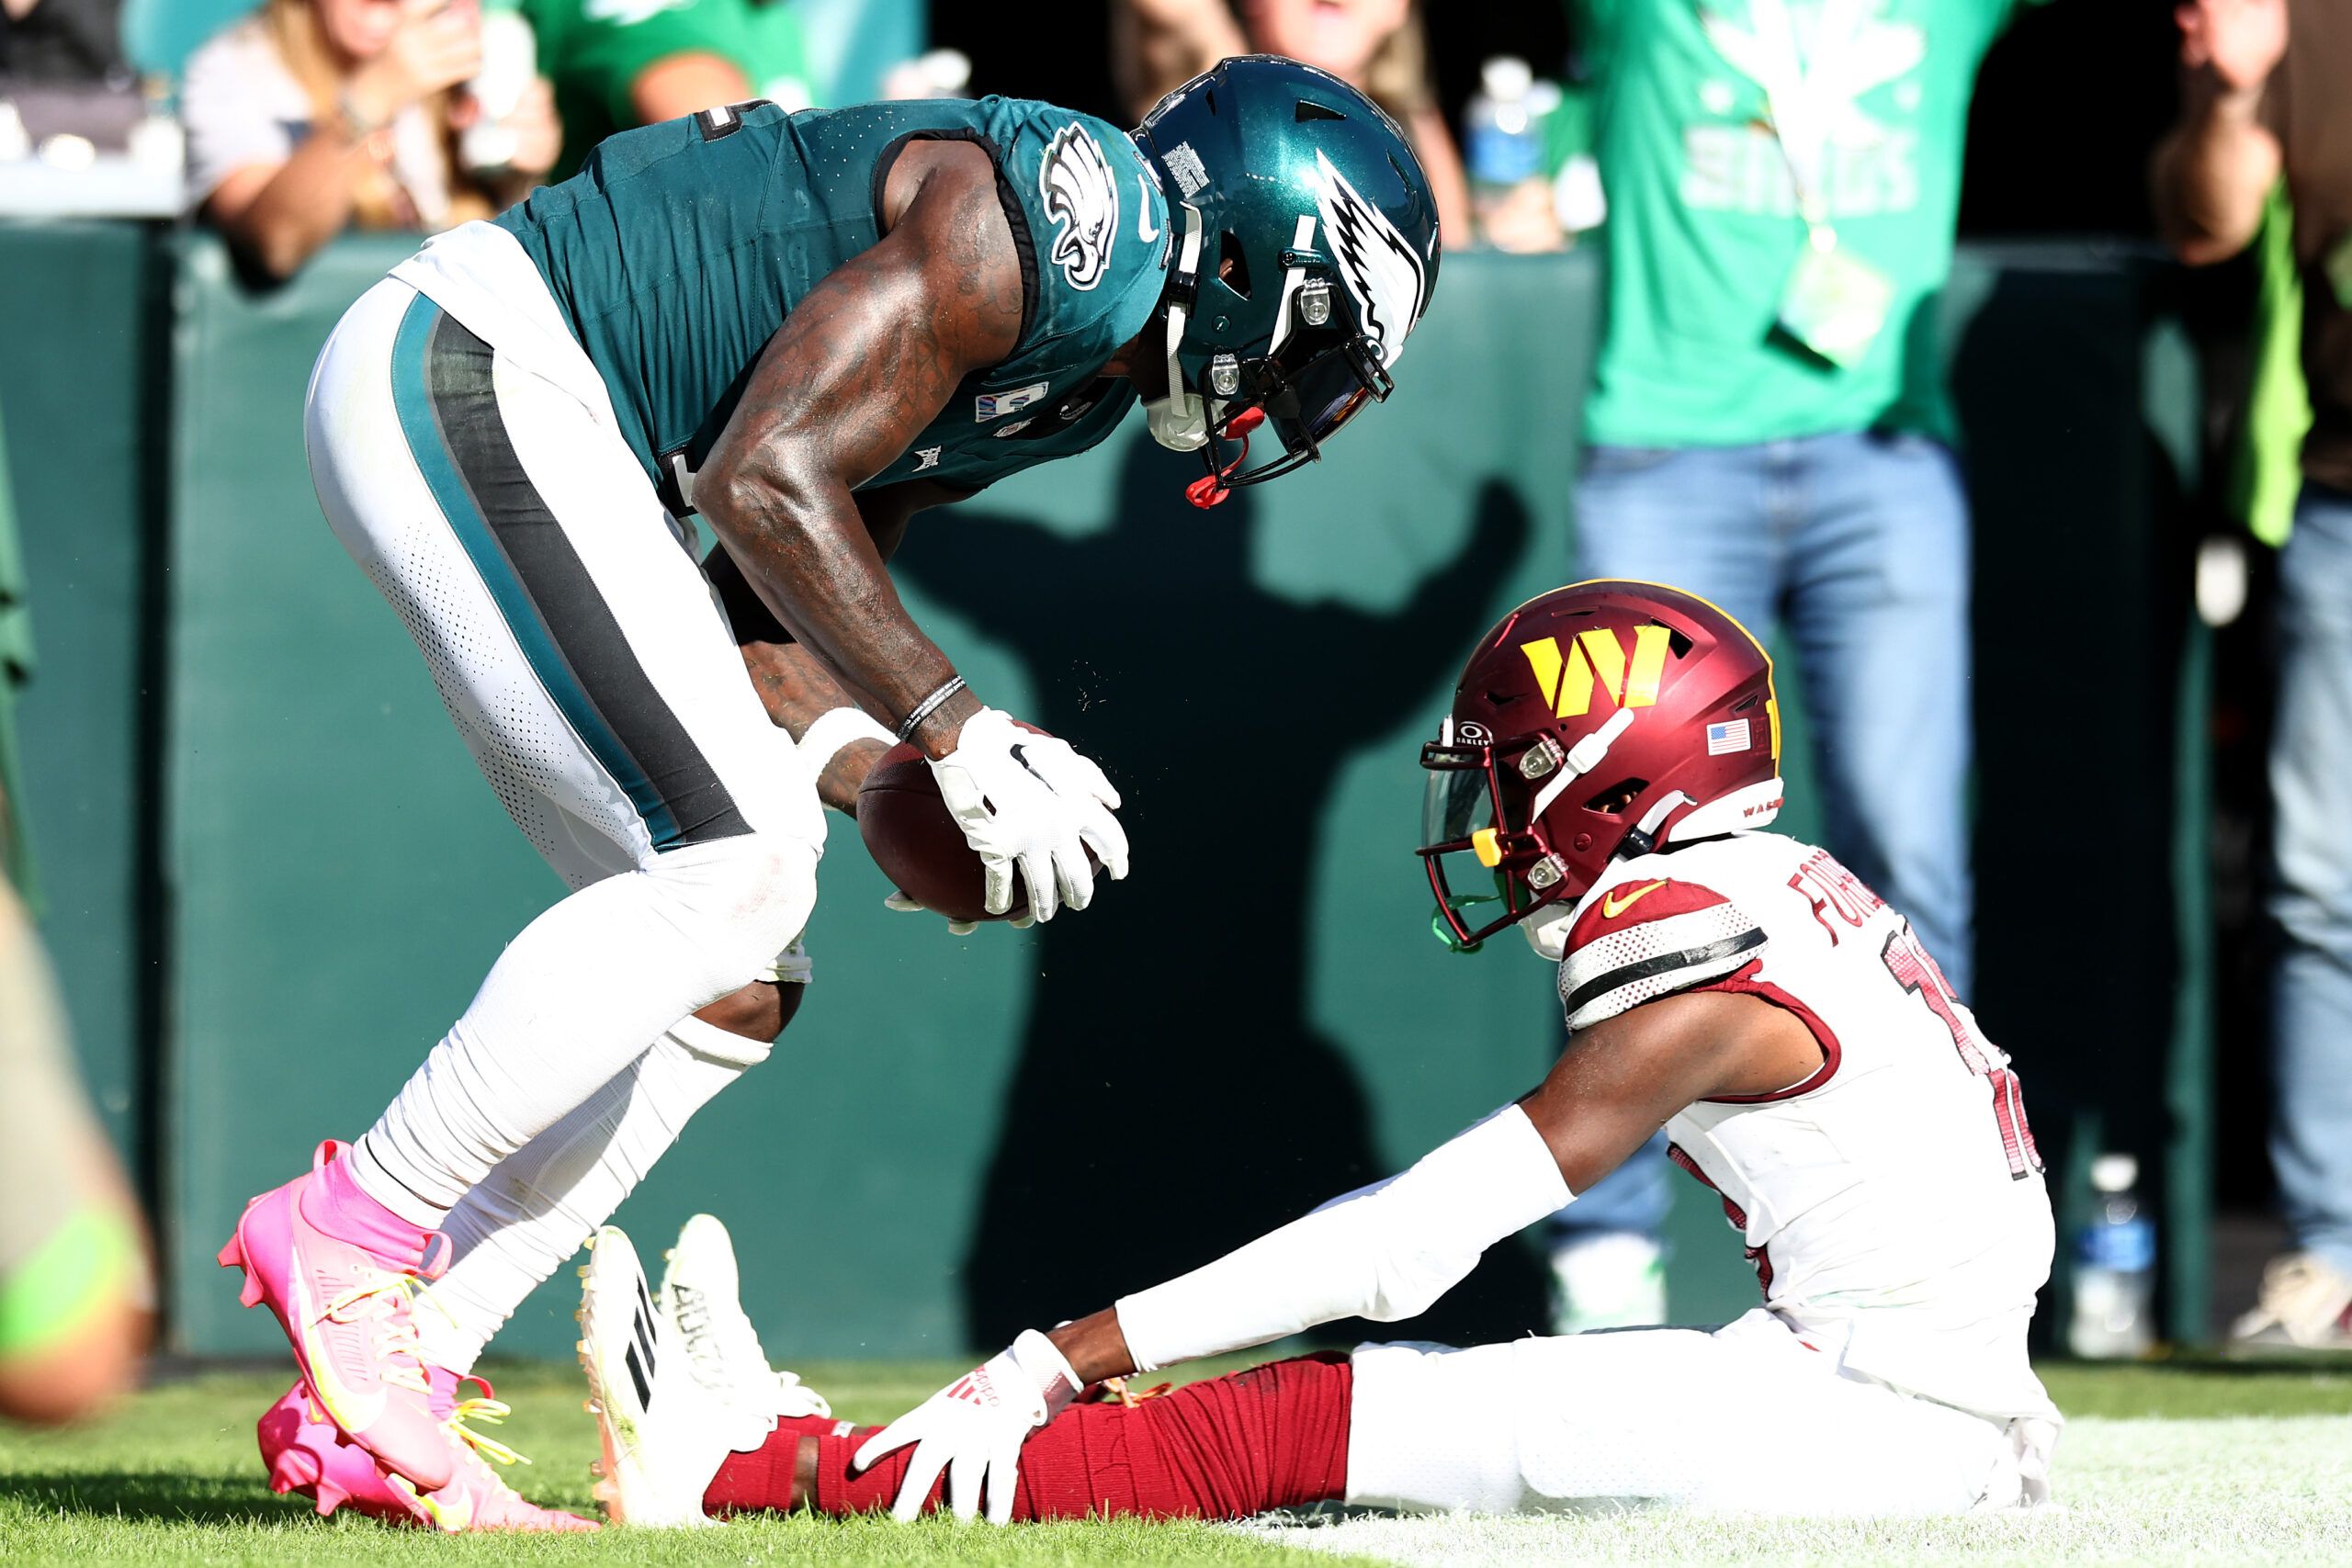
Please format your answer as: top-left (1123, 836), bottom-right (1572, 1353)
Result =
top-left (660, 1213), bottom-right (831, 1452)
top-left (576, 1225), bottom-right (730, 1528)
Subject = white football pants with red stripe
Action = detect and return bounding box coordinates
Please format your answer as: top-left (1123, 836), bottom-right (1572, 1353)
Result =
top-left (1345, 1309), bottom-right (2047, 1516)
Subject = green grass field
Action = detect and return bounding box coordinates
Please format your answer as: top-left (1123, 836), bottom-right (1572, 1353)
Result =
top-left (3, 1357), bottom-right (2347, 1565)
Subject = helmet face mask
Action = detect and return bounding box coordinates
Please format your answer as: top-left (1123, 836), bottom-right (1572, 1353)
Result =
top-left (1415, 582), bottom-right (1786, 952)
top-left (1418, 720), bottom-right (1579, 951)
top-left (1130, 57), bottom-right (1438, 500)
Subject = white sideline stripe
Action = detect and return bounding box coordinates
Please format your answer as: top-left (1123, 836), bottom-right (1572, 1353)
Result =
top-left (1229, 1416), bottom-right (2352, 1566)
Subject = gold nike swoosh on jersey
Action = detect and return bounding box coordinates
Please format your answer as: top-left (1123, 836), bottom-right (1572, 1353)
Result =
top-left (1601, 879), bottom-right (1668, 919)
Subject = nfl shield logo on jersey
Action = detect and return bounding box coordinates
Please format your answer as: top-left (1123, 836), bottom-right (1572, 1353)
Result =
top-left (975, 382), bottom-right (1048, 422)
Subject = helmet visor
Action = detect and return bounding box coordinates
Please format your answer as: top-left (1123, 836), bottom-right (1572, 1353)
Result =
top-left (1421, 748), bottom-right (1491, 847)
top-left (1200, 331), bottom-right (1393, 491)
top-left (1277, 334), bottom-right (1385, 449)
top-left (1416, 732), bottom-right (1566, 950)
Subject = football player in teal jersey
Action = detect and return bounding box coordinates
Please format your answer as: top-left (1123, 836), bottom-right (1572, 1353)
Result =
top-left (219, 58), bottom-right (1441, 1529)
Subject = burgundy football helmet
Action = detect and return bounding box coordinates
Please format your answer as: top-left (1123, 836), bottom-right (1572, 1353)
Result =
top-left (1419, 581), bottom-right (1783, 950)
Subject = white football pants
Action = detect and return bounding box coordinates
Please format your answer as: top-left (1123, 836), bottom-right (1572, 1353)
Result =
top-left (305, 254), bottom-right (822, 1366)
top-left (1347, 1310), bottom-right (2034, 1517)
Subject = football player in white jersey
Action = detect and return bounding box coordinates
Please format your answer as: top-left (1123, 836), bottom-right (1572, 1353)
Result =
top-left (580, 581), bottom-right (2063, 1526)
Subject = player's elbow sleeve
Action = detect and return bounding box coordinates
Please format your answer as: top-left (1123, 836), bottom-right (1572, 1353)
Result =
top-left (1114, 1105), bottom-right (1572, 1369)
top-left (1356, 1236), bottom-right (1486, 1324)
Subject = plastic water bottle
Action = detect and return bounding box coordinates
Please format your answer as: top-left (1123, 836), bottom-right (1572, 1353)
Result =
top-left (2068, 1154), bottom-right (2156, 1359)
top-left (1465, 57), bottom-right (1544, 222)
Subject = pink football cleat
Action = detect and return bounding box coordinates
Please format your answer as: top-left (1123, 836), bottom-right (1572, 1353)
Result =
top-left (219, 1140), bottom-right (454, 1490)
top-left (257, 1381), bottom-right (430, 1527)
top-left (259, 1371), bottom-right (598, 1533)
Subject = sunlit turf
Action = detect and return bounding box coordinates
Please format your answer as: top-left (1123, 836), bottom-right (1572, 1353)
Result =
top-left (1, 1356), bottom-right (2346, 1564)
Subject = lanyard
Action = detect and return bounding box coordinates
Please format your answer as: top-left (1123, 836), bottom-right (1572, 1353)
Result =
top-left (1697, 0), bottom-right (1883, 237)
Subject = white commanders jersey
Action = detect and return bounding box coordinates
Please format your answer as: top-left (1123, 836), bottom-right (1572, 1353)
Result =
top-left (1555, 830), bottom-right (2058, 1427)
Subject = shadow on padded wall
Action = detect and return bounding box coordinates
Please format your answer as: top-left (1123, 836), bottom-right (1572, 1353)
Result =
top-left (894, 434), bottom-right (1547, 1351)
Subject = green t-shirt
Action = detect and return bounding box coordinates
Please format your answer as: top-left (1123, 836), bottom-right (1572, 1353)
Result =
top-left (1579, 0), bottom-right (2031, 448)
top-left (519, 0), bottom-right (812, 178)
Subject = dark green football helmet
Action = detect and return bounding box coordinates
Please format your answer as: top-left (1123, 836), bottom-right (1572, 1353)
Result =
top-left (1130, 56), bottom-right (1441, 503)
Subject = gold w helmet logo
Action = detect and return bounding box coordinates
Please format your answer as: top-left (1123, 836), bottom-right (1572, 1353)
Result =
top-left (1519, 626), bottom-right (1673, 718)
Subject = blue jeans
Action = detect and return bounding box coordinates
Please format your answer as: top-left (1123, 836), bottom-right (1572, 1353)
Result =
top-left (2269, 485), bottom-right (2352, 1276)
top-left (1551, 432), bottom-right (1974, 1250)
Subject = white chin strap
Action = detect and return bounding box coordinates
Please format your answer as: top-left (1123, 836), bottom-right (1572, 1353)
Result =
top-left (1146, 203), bottom-right (1216, 452)
top-left (1521, 903), bottom-right (1577, 963)
top-left (1527, 708), bottom-right (1636, 823)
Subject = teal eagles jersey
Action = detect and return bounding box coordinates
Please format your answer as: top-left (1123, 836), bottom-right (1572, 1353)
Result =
top-left (494, 96), bottom-right (1171, 501)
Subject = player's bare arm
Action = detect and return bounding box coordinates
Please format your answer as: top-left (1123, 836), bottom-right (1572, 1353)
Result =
top-left (1516, 989), bottom-right (1820, 1193)
top-left (696, 141), bottom-right (1021, 758)
top-left (713, 480), bottom-right (970, 813)
top-left (2153, 0), bottom-right (2288, 264)
top-left (701, 140), bottom-right (1131, 923)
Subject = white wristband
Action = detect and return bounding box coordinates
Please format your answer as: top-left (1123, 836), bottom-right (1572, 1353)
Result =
top-left (1113, 1104), bottom-right (1573, 1371)
top-left (797, 705), bottom-right (895, 781)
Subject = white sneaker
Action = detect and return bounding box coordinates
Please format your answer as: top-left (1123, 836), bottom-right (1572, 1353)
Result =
top-left (2229, 1252), bottom-right (2352, 1352)
top-left (660, 1213), bottom-right (831, 1454)
top-left (576, 1225), bottom-right (730, 1528)
top-left (1548, 1232), bottom-right (1668, 1335)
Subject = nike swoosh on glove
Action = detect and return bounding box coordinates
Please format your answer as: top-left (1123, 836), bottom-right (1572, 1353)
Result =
top-left (927, 708), bottom-right (1130, 921)
top-left (853, 1329), bottom-right (1080, 1524)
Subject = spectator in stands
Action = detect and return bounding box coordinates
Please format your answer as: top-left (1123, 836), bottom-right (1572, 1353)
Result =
top-left (1114, 0), bottom-right (1470, 245)
top-left (518, 0), bottom-right (815, 179)
top-left (1541, 0), bottom-right (2044, 1334)
top-left (2154, 0), bottom-right (2352, 1352)
top-left (182, 0), bottom-right (558, 282)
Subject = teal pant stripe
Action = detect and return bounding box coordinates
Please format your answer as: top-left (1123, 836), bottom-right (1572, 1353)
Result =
top-left (386, 294), bottom-right (689, 847)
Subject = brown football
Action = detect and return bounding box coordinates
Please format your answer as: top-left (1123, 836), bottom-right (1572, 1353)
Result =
top-left (856, 732), bottom-right (1101, 923)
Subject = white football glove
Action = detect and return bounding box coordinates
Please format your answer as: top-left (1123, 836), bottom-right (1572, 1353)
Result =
top-left (881, 889), bottom-right (1031, 936)
top-left (853, 1329), bottom-right (1080, 1524)
top-left (927, 708), bottom-right (1130, 921)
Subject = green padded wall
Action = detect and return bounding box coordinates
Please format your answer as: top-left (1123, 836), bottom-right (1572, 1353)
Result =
top-left (0, 221), bottom-right (164, 1165)
top-left (149, 237), bottom-right (2204, 1357)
